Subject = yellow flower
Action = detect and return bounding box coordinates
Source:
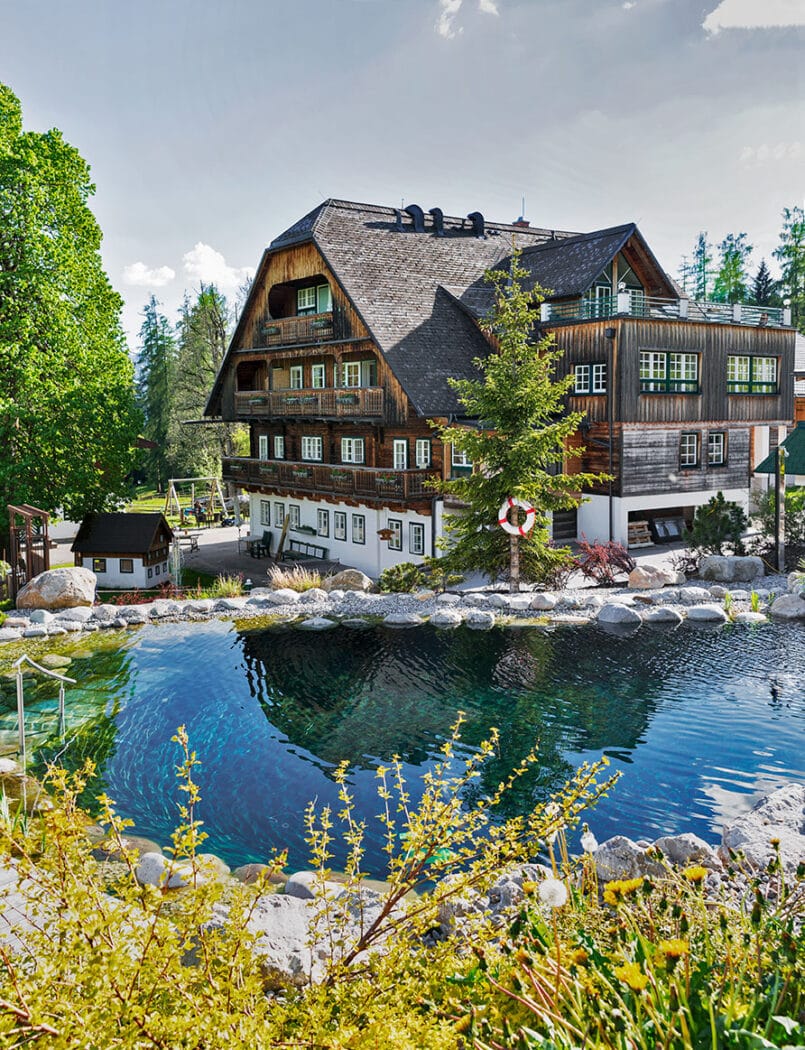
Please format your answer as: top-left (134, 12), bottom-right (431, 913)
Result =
top-left (658, 938), bottom-right (689, 959)
top-left (569, 948), bottom-right (589, 967)
top-left (614, 961), bottom-right (649, 992)
top-left (683, 865), bottom-right (707, 884)
top-left (522, 880), bottom-right (537, 895)
top-left (603, 877), bottom-right (644, 905)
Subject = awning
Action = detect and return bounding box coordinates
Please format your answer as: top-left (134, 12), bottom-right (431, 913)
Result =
top-left (754, 421), bottom-right (805, 476)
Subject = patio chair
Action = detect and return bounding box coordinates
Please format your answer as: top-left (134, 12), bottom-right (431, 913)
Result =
top-left (250, 529), bottom-right (272, 558)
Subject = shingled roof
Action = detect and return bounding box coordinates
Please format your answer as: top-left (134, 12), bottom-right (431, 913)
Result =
top-left (208, 199), bottom-right (673, 417)
top-left (71, 513), bottom-right (174, 555)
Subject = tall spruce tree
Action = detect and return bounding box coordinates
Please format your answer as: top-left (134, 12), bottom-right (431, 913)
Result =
top-left (0, 83), bottom-right (140, 537)
top-left (712, 232), bottom-right (752, 304)
top-left (435, 253), bottom-right (607, 585)
top-left (679, 233), bottom-right (715, 300)
top-left (751, 258), bottom-right (778, 306)
top-left (136, 296), bottom-right (176, 490)
top-left (773, 205), bottom-right (805, 332)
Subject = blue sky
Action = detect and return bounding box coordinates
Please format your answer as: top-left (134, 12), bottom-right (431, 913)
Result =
top-left (1, 0), bottom-right (803, 344)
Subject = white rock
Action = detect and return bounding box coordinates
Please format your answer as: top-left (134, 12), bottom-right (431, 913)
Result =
top-left (92, 604), bottom-right (119, 622)
top-left (436, 592), bottom-right (461, 604)
top-left (643, 606), bottom-right (684, 624)
top-left (0, 629), bottom-right (22, 642)
top-left (733, 611), bottom-right (767, 624)
top-left (28, 609), bottom-right (55, 624)
top-left (653, 833), bottom-right (721, 870)
top-left (16, 567), bottom-right (96, 610)
top-left (686, 604), bottom-right (728, 622)
top-left (530, 593), bottom-right (557, 611)
top-left (597, 603), bottom-right (642, 625)
top-left (298, 617), bottom-right (336, 630)
top-left (325, 590), bottom-right (345, 602)
top-left (628, 564), bottom-right (677, 590)
top-left (213, 598), bottom-right (247, 612)
top-left (22, 626), bottom-right (49, 639)
top-left (708, 585), bottom-right (728, 599)
top-left (770, 593), bottom-right (805, 619)
top-left (507, 595), bottom-right (532, 611)
top-left (700, 555), bottom-right (764, 583)
top-left (54, 606), bottom-right (94, 622)
top-left (266, 589), bottom-right (301, 605)
top-left (463, 593), bottom-right (489, 606)
top-left (321, 569), bottom-right (374, 593)
top-left (487, 593), bottom-right (510, 608)
top-left (383, 613), bottom-right (424, 627)
top-left (721, 784), bottom-right (805, 873)
top-left (430, 609), bottom-right (463, 628)
top-left (119, 607), bottom-right (149, 624)
top-left (678, 586), bottom-right (714, 605)
top-left (135, 852), bottom-right (170, 887)
top-left (466, 610), bottom-right (495, 629)
top-left (284, 871), bottom-right (342, 900)
top-left (184, 598), bottom-right (214, 613)
top-left (787, 571), bottom-right (805, 595)
top-left (57, 620), bottom-right (84, 633)
top-left (594, 836), bottom-right (665, 882)
top-left (299, 588), bottom-right (328, 604)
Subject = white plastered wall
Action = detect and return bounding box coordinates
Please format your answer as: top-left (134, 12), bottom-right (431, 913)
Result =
top-left (86, 556), bottom-right (172, 590)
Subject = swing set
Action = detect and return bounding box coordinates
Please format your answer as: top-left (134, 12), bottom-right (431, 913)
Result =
top-left (163, 477), bottom-right (236, 526)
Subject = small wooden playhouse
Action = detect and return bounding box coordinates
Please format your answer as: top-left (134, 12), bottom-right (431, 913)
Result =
top-left (72, 513), bottom-right (174, 588)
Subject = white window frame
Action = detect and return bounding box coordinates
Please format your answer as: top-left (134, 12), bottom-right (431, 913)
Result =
top-left (311, 363), bottom-right (325, 389)
top-left (260, 500), bottom-right (272, 526)
top-left (301, 436), bottom-right (323, 461)
top-left (388, 519), bottom-right (402, 551)
top-left (341, 437), bottom-right (365, 464)
top-left (274, 501), bottom-right (286, 527)
top-left (592, 362), bottom-right (607, 393)
top-left (640, 351), bottom-right (698, 393)
top-left (680, 432), bottom-right (700, 468)
top-left (317, 508), bottom-right (329, 537)
top-left (409, 522), bottom-right (425, 556)
top-left (289, 504), bottom-right (301, 529)
top-left (274, 435), bottom-right (285, 459)
top-left (258, 434), bottom-right (269, 460)
top-left (452, 446), bottom-right (471, 467)
top-left (707, 431), bottom-right (726, 466)
top-left (342, 362), bottom-right (361, 388)
top-left (352, 514), bottom-right (365, 545)
top-left (297, 286), bottom-right (317, 315)
top-left (574, 364), bottom-right (590, 394)
top-left (334, 511), bottom-right (347, 540)
top-left (728, 355), bottom-right (777, 394)
top-left (393, 440), bottom-right (408, 470)
top-left (289, 365), bottom-right (304, 390)
top-left (415, 439), bottom-right (431, 468)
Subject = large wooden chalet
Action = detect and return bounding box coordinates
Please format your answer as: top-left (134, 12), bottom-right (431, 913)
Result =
top-left (205, 199), bottom-right (795, 575)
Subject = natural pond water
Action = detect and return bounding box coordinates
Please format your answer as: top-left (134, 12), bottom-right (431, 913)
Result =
top-left (1, 619), bottom-right (803, 873)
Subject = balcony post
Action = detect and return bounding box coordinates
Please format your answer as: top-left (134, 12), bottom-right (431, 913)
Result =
top-left (732, 303), bottom-right (742, 323)
top-left (616, 291), bottom-right (631, 315)
top-left (678, 298), bottom-right (689, 318)
top-left (783, 307), bottom-right (792, 326)
top-left (540, 302), bottom-right (551, 322)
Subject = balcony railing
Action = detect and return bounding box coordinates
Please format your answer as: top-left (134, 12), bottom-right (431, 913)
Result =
top-left (255, 311), bottom-right (342, 347)
top-left (223, 457), bottom-right (437, 501)
top-left (234, 386), bottom-right (384, 419)
top-left (541, 293), bottom-right (790, 327)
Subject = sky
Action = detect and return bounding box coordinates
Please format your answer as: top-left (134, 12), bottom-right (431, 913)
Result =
top-left (1, 0), bottom-right (803, 347)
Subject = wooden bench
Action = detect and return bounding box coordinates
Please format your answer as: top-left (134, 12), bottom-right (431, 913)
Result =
top-left (283, 539), bottom-right (329, 561)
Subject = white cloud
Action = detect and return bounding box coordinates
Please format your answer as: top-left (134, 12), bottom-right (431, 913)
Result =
top-left (478, 0), bottom-right (499, 14)
top-left (122, 261), bottom-right (175, 288)
top-left (739, 141), bottom-right (803, 165)
top-left (623, 1), bottom-right (637, 9)
top-left (703, 0), bottom-right (805, 33)
top-left (182, 242), bottom-right (255, 293)
top-left (436, 0), bottom-right (463, 38)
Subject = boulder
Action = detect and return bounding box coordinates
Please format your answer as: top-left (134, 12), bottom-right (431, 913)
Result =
top-left (22, 626), bottom-right (49, 639)
top-left (212, 598), bottom-right (246, 612)
top-left (16, 567), bottom-right (96, 611)
top-left (594, 836), bottom-right (666, 882)
top-left (466, 610), bottom-right (495, 629)
top-left (436, 592), bottom-right (461, 604)
top-left (678, 586), bottom-right (713, 605)
top-left (92, 604), bottom-right (119, 622)
top-left (733, 611), bottom-right (767, 624)
top-left (653, 833), bottom-right (721, 870)
top-left (508, 595), bottom-right (533, 612)
top-left (54, 606), bottom-right (94, 623)
top-left (708, 584), bottom-right (728, 598)
top-left (38, 653), bottom-right (72, 670)
top-left (298, 617), bottom-right (336, 630)
top-left (487, 593), bottom-right (510, 608)
top-left (0, 629), bottom-right (22, 643)
top-left (383, 613), bottom-right (424, 627)
top-left (686, 604), bottom-right (729, 622)
top-left (628, 564), bottom-right (677, 590)
top-left (643, 606), bottom-right (684, 625)
top-left (769, 594), bottom-right (805, 620)
top-left (232, 863), bottom-right (286, 887)
top-left (322, 569), bottom-right (375, 593)
top-left (530, 593), bottom-right (557, 611)
top-left (28, 609), bottom-right (55, 624)
top-left (92, 835), bottom-right (164, 863)
top-left (463, 593), bottom-right (489, 607)
top-left (284, 871), bottom-right (342, 900)
top-left (118, 607), bottom-right (149, 625)
top-left (299, 588), bottom-right (328, 604)
top-left (787, 571), bottom-right (805, 595)
top-left (265, 589), bottom-right (301, 605)
top-left (699, 555), bottom-right (764, 583)
top-left (597, 603), bottom-right (642, 626)
top-left (56, 620), bottom-right (83, 633)
top-left (721, 784), bottom-right (805, 872)
top-left (430, 609), bottom-right (463, 628)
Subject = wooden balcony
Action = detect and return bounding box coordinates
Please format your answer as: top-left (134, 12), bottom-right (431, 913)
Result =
top-left (222, 457), bottom-right (437, 502)
top-left (234, 386), bottom-right (384, 420)
top-left (541, 294), bottom-right (791, 328)
top-left (256, 311), bottom-right (341, 348)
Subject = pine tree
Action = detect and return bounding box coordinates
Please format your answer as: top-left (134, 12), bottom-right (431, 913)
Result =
top-left (712, 233), bottom-right (752, 304)
top-left (688, 232), bottom-right (715, 300)
top-left (135, 296), bottom-right (176, 490)
top-left (751, 259), bottom-right (778, 307)
top-left (435, 252), bottom-right (607, 587)
top-left (773, 205), bottom-right (805, 332)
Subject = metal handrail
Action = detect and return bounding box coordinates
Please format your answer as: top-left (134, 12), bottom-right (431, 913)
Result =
top-left (12, 654), bottom-right (76, 766)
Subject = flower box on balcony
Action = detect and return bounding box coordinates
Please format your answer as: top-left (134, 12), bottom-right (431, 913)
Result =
top-left (247, 396), bottom-right (268, 405)
top-left (336, 394), bottom-right (359, 405)
top-left (301, 395), bottom-right (318, 404)
top-left (284, 396), bottom-right (301, 405)
top-left (310, 319), bottom-right (331, 330)
top-left (376, 474), bottom-right (400, 485)
top-left (262, 324), bottom-right (281, 336)
top-left (330, 470), bottom-right (352, 481)
top-left (259, 463), bottom-right (278, 474)
top-left (295, 524), bottom-right (317, 536)
top-left (292, 468), bottom-right (312, 480)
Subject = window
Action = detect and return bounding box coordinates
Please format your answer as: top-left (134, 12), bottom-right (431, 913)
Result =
top-left (640, 351), bottom-right (699, 393)
top-left (311, 363), bottom-right (325, 388)
top-left (415, 439), bottom-right (431, 468)
top-left (162, 562), bottom-right (167, 574)
top-left (260, 500), bottom-right (272, 526)
top-left (297, 286), bottom-right (317, 315)
top-left (147, 567), bottom-right (153, 580)
top-left (301, 436), bottom-right (323, 461)
top-left (274, 435), bottom-right (285, 459)
top-left (334, 511), bottom-right (347, 540)
top-left (289, 504), bottom-right (301, 529)
top-left (409, 523), bottom-right (425, 556)
top-left (341, 437), bottom-right (365, 463)
top-left (258, 434), bottom-right (269, 460)
top-left (727, 355), bottom-right (777, 394)
top-left (680, 432), bottom-right (700, 468)
top-left (155, 563), bottom-right (161, 576)
top-left (274, 502), bottom-right (286, 527)
top-left (352, 514), bottom-right (365, 544)
top-left (317, 509), bottom-right (329, 537)
top-left (342, 362), bottom-right (361, 388)
top-left (92, 558), bottom-right (107, 573)
top-left (120, 559), bottom-right (134, 574)
top-left (289, 365), bottom-right (304, 389)
top-left (393, 440), bottom-right (408, 470)
top-left (573, 363), bottom-right (606, 394)
top-left (388, 519), bottom-right (402, 550)
top-left (707, 431), bottom-right (726, 466)
top-left (452, 447), bottom-right (471, 467)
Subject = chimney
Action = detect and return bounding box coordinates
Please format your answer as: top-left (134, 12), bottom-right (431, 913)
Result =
top-left (429, 207), bottom-right (445, 236)
top-left (467, 211), bottom-right (486, 238)
top-left (404, 204), bottom-right (425, 233)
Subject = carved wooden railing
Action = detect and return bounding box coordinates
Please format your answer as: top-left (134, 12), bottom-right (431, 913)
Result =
top-left (234, 387), bottom-right (384, 419)
top-left (222, 457), bottom-right (436, 500)
top-left (255, 311), bottom-right (341, 347)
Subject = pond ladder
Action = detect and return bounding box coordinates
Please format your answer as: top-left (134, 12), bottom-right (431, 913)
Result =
top-left (12, 654), bottom-right (77, 768)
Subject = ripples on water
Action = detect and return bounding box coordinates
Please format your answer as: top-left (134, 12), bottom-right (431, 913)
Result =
top-left (3, 619), bottom-right (803, 872)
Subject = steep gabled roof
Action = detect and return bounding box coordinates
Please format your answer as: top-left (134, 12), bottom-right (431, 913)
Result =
top-left (206, 199), bottom-right (674, 417)
top-left (71, 512), bottom-right (174, 555)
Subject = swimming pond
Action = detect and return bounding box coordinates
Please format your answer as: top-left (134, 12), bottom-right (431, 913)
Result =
top-left (2, 618), bottom-right (803, 873)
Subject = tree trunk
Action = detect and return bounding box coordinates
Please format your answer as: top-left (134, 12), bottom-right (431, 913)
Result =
top-left (509, 505), bottom-right (520, 593)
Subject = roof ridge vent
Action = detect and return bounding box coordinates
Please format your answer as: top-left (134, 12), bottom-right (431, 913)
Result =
top-left (394, 209), bottom-right (404, 231)
top-left (467, 211), bottom-right (486, 239)
top-left (404, 204), bottom-right (425, 233)
top-left (428, 207), bottom-right (445, 236)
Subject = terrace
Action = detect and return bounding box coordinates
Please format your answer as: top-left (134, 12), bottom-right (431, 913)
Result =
top-left (541, 292), bottom-right (791, 327)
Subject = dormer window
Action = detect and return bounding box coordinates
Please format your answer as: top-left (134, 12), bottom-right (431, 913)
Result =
top-left (297, 283), bottom-right (332, 316)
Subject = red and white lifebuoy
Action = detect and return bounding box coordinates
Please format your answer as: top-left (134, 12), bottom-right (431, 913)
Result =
top-left (498, 497), bottom-right (536, 537)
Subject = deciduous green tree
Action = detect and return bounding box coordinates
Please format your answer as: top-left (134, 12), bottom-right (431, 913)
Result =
top-left (435, 253), bottom-right (607, 585)
top-left (136, 296), bottom-right (176, 490)
top-left (773, 205), bottom-right (805, 331)
top-left (712, 232), bottom-right (752, 304)
top-left (0, 83), bottom-right (140, 536)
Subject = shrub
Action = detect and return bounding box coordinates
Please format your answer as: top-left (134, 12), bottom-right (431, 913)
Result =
top-left (207, 573), bottom-right (244, 598)
top-left (267, 565), bottom-right (323, 592)
top-left (754, 486), bottom-right (805, 547)
top-left (379, 561), bottom-right (426, 592)
top-left (689, 491), bottom-right (748, 555)
top-left (575, 537), bottom-right (635, 586)
top-left (421, 555), bottom-right (464, 593)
